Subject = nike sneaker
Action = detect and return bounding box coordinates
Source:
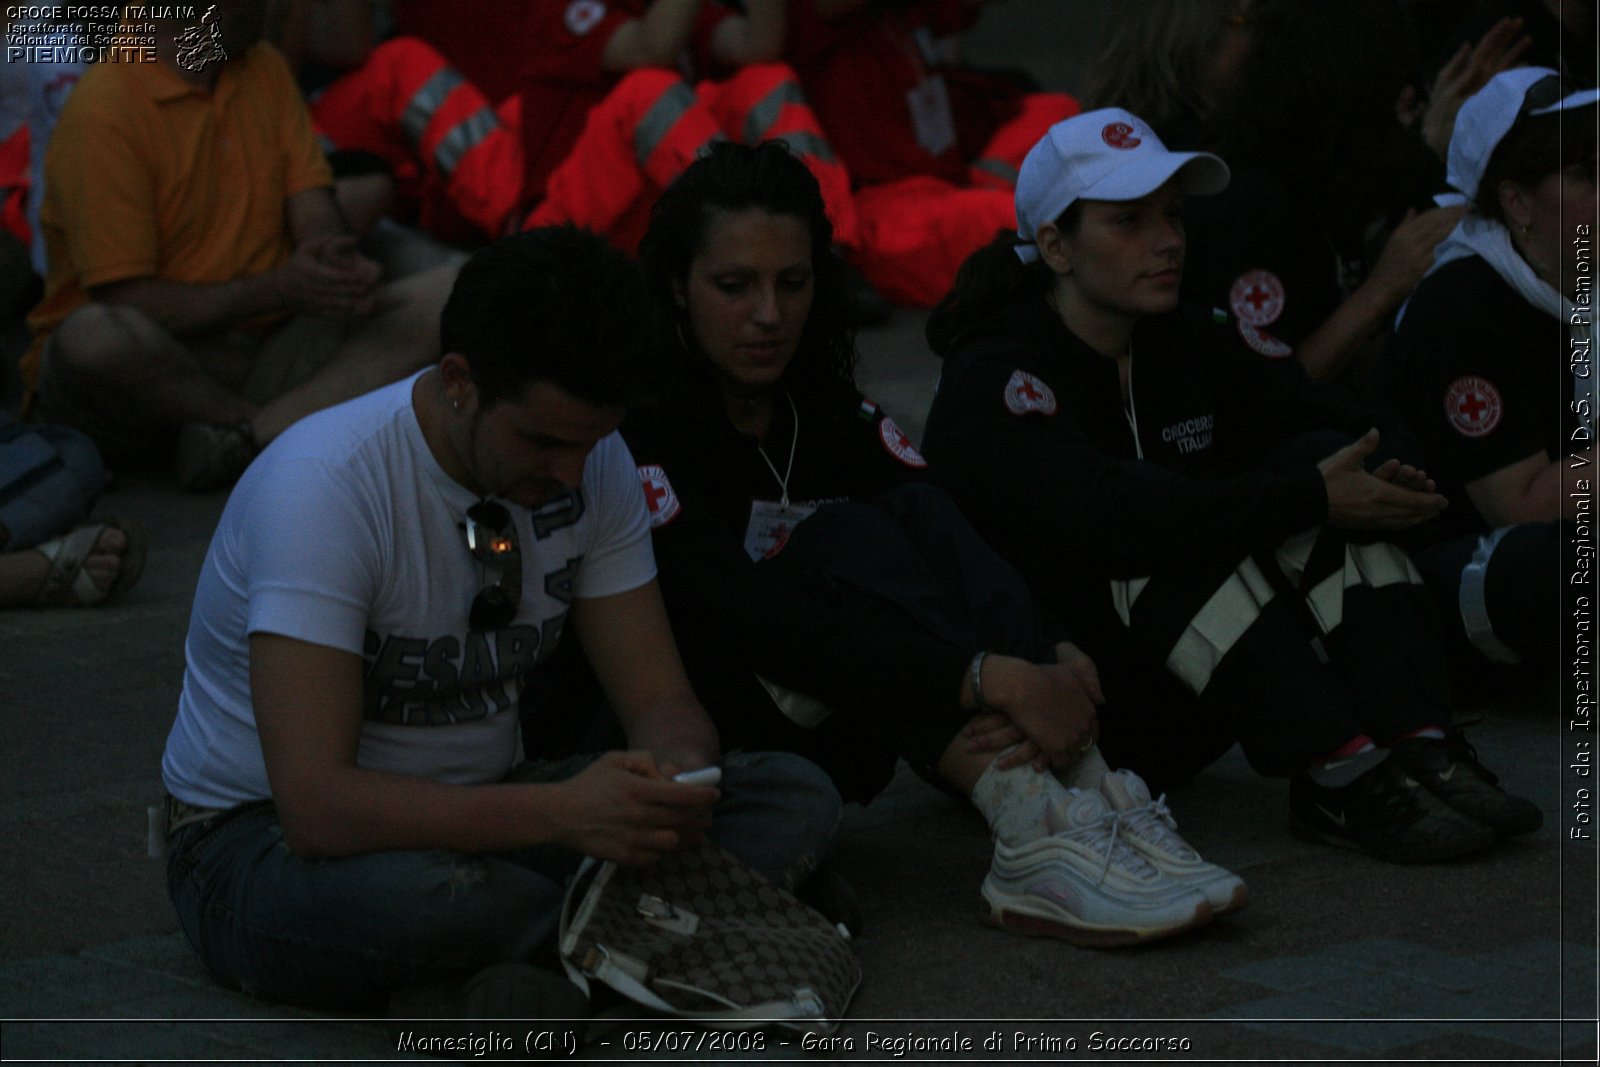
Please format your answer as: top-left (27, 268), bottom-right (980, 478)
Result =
top-left (1100, 769), bottom-right (1249, 914)
top-left (981, 787), bottom-right (1212, 946)
top-left (1391, 728), bottom-right (1543, 836)
top-left (1289, 753), bottom-right (1495, 863)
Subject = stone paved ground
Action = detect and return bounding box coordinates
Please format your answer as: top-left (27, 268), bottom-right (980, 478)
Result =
top-left (1, 307), bottom-right (1595, 1064)
top-left (2, 2), bottom-right (1596, 1061)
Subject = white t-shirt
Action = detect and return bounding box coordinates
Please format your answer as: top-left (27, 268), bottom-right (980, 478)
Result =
top-left (162, 373), bottom-right (656, 808)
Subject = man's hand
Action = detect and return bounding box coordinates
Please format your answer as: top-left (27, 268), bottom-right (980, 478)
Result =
top-left (272, 234), bottom-right (380, 317)
top-left (554, 750), bottom-right (719, 865)
top-left (1318, 429), bottom-right (1448, 530)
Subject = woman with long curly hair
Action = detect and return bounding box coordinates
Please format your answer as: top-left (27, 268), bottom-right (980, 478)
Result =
top-left (624, 139), bottom-right (1244, 945)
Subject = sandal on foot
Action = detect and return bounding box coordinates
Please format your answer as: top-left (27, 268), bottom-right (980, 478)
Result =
top-left (35, 517), bottom-right (147, 607)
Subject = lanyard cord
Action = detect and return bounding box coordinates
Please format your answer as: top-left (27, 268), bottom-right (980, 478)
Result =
top-left (1121, 345), bottom-right (1144, 460)
top-left (754, 386), bottom-right (800, 505)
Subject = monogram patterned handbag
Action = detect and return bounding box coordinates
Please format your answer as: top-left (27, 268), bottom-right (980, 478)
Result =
top-left (558, 839), bottom-right (860, 1034)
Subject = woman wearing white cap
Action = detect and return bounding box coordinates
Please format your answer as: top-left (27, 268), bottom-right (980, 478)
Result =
top-left (922, 107), bottom-right (1541, 864)
top-left (1388, 67), bottom-right (1597, 670)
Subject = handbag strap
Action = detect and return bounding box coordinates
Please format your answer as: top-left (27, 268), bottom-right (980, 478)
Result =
top-left (585, 946), bottom-right (827, 1028)
top-left (558, 854), bottom-right (837, 1031)
top-left (558, 856), bottom-right (608, 999)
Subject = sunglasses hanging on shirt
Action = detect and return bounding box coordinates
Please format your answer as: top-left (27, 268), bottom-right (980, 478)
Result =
top-left (463, 500), bottom-right (521, 631)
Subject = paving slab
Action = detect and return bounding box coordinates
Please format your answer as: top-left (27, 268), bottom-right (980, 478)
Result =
top-left (1, 4), bottom-right (1595, 1058)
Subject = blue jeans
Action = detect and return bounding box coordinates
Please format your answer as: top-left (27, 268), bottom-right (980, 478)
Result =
top-left (166, 751), bottom-right (841, 1009)
top-left (0, 417), bottom-right (103, 550)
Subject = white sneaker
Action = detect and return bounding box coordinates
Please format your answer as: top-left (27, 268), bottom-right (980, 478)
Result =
top-left (980, 788), bottom-right (1212, 946)
top-left (1100, 769), bottom-right (1248, 914)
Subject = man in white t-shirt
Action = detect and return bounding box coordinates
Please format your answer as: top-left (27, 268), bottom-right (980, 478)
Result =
top-left (159, 227), bottom-right (841, 1016)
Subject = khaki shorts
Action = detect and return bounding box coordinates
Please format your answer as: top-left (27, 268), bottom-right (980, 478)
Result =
top-left (35, 309), bottom-right (351, 465)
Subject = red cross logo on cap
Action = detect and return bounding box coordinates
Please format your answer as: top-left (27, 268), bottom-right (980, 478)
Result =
top-left (1444, 376), bottom-right (1503, 438)
top-left (1101, 122), bottom-right (1142, 150)
top-left (879, 416), bottom-right (928, 468)
top-left (636, 464), bottom-right (682, 528)
top-left (1004, 370), bottom-right (1058, 416)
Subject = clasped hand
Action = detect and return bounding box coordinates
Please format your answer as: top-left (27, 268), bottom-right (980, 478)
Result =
top-left (276, 234), bottom-right (382, 317)
top-left (963, 642), bottom-right (1102, 772)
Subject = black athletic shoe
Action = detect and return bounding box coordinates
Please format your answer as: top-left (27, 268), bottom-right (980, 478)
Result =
top-left (1391, 728), bottom-right (1543, 836)
top-left (1289, 755), bottom-right (1495, 863)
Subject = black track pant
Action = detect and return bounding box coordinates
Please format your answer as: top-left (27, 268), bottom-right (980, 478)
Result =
top-left (1412, 520), bottom-right (1566, 667)
top-left (1106, 523), bottom-right (1453, 777)
top-left (760, 481), bottom-right (1058, 790)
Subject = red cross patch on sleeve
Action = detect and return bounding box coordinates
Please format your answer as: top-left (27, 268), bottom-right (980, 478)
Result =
top-left (878, 416), bottom-right (927, 467)
top-left (564, 0), bottom-right (608, 35)
top-left (636, 464), bottom-right (682, 528)
top-left (1229, 269), bottom-right (1285, 326)
top-left (1003, 370), bottom-right (1057, 416)
top-left (1444, 376), bottom-right (1503, 437)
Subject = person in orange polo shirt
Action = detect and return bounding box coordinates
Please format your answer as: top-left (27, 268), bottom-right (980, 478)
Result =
top-left (25, 0), bottom-right (457, 492)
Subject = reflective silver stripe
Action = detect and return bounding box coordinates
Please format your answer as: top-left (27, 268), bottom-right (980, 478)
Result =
top-left (634, 81), bottom-right (697, 165)
top-left (972, 157), bottom-right (1018, 184)
top-left (434, 106), bottom-right (498, 174)
top-left (743, 79), bottom-right (806, 143)
top-left (756, 674), bottom-right (834, 728)
top-left (1303, 540), bottom-right (1424, 635)
top-left (1460, 526), bottom-right (1523, 664)
top-left (771, 129), bottom-right (837, 163)
top-left (401, 68), bottom-right (464, 144)
top-left (1110, 576), bottom-right (1150, 627)
top-left (1272, 528), bottom-right (1319, 586)
top-left (1165, 558), bottom-right (1276, 694)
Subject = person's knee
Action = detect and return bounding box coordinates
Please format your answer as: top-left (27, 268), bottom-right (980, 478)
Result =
top-left (28, 423), bottom-right (105, 496)
top-left (49, 303), bottom-right (167, 387)
top-left (396, 852), bottom-right (565, 960)
top-left (721, 750), bottom-right (844, 877)
top-left (386, 261), bottom-right (458, 323)
top-left (356, 262), bottom-right (457, 365)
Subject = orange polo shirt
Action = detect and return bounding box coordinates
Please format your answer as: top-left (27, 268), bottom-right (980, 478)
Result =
top-left (22, 42), bottom-right (332, 392)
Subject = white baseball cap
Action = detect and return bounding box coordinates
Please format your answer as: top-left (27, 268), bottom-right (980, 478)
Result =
top-left (1013, 108), bottom-right (1230, 263)
top-left (1447, 67), bottom-right (1600, 201)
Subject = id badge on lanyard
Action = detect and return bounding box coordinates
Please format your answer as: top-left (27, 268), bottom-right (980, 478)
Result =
top-left (743, 500), bottom-right (817, 561)
top-left (902, 23), bottom-right (954, 157)
top-left (906, 75), bottom-right (955, 157)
